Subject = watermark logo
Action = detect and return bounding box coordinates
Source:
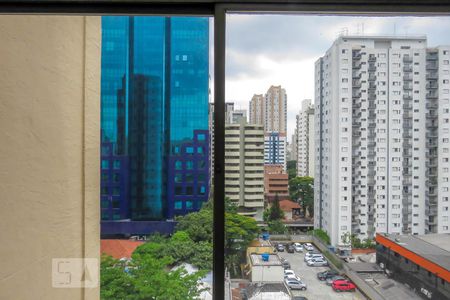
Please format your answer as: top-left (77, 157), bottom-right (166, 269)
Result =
top-left (52, 258), bottom-right (99, 288)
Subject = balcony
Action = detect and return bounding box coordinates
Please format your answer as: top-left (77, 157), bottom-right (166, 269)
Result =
top-left (426, 112), bottom-right (438, 119)
top-left (402, 132), bottom-right (412, 139)
top-left (352, 92), bottom-right (361, 98)
top-left (368, 65), bottom-right (376, 72)
top-left (403, 66), bottom-right (412, 72)
top-left (426, 63), bottom-right (438, 70)
top-left (353, 52), bottom-right (362, 60)
top-left (426, 102), bottom-right (438, 109)
top-left (352, 72), bottom-right (361, 79)
top-left (403, 74), bottom-right (413, 81)
top-left (368, 83), bottom-right (376, 90)
top-left (426, 141), bottom-right (438, 148)
top-left (426, 190), bottom-right (437, 197)
top-left (426, 72), bottom-right (438, 80)
top-left (368, 75), bottom-right (376, 81)
top-left (352, 121), bottom-right (361, 127)
top-left (353, 102), bottom-right (361, 108)
top-left (426, 82), bottom-right (438, 89)
top-left (427, 52), bottom-right (438, 61)
top-left (426, 131), bottom-right (438, 138)
top-left (403, 94), bottom-right (412, 100)
top-left (368, 55), bottom-right (376, 62)
top-left (403, 112), bottom-right (412, 119)
top-left (353, 80), bottom-right (362, 88)
top-left (426, 92), bottom-right (438, 99)
top-left (403, 103), bottom-right (413, 110)
top-left (403, 56), bottom-right (413, 63)
top-left (403, 83), bottom-right (413, 91)
top-left (352, 62), bottom-right (362, 69)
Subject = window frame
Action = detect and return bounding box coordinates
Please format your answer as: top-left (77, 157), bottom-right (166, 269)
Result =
top-left (4, 1), bottom-right (450, 299)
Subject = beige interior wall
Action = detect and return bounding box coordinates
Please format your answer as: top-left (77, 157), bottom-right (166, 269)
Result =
top-left (0, 16), bottom-right (101, 300)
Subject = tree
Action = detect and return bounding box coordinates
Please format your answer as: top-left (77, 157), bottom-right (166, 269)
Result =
top-left (101, 254), bottom-right (205, 300)
top-left (225, 212), bottom-right (259, 276)
top-left (268, 193), bottom-right (284, 221)
top-left (267, 220), bottom-right (286, 234)
top-left (289, 176), bottom-right (314, 217)
top-left (175, 207), bottom-right (213, 243)
top-left (287, 160), bottom-right (297, 180)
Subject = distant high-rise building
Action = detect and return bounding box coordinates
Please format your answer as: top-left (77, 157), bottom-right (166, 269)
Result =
top-left (315, 35), bottom-right (450, 247)
top-left (296, 99), bottom-right (315, 177)
top-left (227, 109), bottom-right (247, 124)
top-left (249, 94), bottom-right (264, 126)
top-left (264, 85), bottom-right (287, 134)
top-left (250, 86), bottom-right (288, 171)
top-left (101, 16), bottom-right (210, 235)
top-left (225, 119), bottom-right (265, 220)
top-left (264, 132), bottom-right (287, 170)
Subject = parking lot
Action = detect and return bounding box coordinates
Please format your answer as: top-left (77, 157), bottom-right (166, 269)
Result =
top-left (276, 244), bottom-right (367, 300)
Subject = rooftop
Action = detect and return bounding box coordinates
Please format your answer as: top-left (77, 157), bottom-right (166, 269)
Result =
top-left (377, 233), bottom-right (450, 271)
top-left (250, 254), bottom-right (282, 266)
top-left (279, 199), bottom-right (301, 211)
top-left (101, 239), bottom-right (144, 259)
top-left (244, 282), bottom-right (290, 300)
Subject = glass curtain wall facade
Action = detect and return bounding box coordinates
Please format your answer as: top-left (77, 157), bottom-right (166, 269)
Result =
top-left (100, 16), bottom-right (209, 234)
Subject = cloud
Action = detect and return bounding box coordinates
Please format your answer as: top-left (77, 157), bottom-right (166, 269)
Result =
top-left (224, 14), bottom-right (450, 139)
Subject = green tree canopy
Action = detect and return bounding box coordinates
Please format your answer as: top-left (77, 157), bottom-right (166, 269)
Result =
top-left (100, 253), bottom-right (205, 300)
top-left (268, 194), bottom-right (284, 221)
top-left (289, 176), bottom-right (314, 217)
top-left (287, 160), bottom-right (297, 180)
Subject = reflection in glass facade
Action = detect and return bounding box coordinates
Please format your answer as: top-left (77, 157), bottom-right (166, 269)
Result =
top-left (100, 16), bottom-right (209, 234)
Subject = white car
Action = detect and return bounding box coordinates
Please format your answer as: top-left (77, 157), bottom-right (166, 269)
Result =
top-left (304, 243), bottom-right (314, 251)
top-left (284, 278), bottom-right (307, 290)
top-left (307, 258), bottom-right (328, 267)
top-left (284, 269), bottom-right (296, 277)
top-left (293, 243), bottom-right (303, 252)
top-left (304, 253), bottom-right (323, 262)
top-left (284, 273), bottom-right (302, 282)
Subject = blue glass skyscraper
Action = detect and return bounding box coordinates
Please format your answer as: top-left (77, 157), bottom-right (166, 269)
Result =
top-left (100, 16), bottom-right (209, 235)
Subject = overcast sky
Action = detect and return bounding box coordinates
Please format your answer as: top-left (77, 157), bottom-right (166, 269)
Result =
top-left (222, 14), bottom-right (450, 138)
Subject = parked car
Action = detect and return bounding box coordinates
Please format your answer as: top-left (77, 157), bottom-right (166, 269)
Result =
top-left (326, 275), bottom-right (346, 286)
top-left (284, 269), bottom-right (295, 276)
top-left (284, 278), bottom-right (307, 291)
top-left (306, 258), bottom-right (328, 267)
top-left (280, 258), bottom-right (291, 269)
top-left (293, 243), bottom-right (304, 252)
top-left (292, 297), bottom-right (308, 300)
top-left (304, 253), bottom-right (323, 262)
top-left (317, 270), bottom-right (339, 281)
top-left (304, 243), bottom-right (314, 251)
top-left (332, 280), bottom-right (356, 292)
top-left (277, 243), bottom-right (285, 252)
top-left (287, 245), bottom-right (295, 253)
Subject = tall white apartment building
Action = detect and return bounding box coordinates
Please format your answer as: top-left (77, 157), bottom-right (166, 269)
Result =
top-left (296, 99), bottom-right (315, 177)
top-left (225, 119), bottom-right (265, 220)
top-left (314, 35), bottom-right (450, 247)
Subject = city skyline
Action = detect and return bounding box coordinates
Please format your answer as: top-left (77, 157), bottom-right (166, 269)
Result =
top-left (225, 15), bottom-right (450, 138)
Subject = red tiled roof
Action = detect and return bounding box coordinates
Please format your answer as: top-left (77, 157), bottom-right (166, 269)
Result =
top-left (279, 199), bottom-right (300, 211)
top-left (101, 239), bottom-right (144, 259)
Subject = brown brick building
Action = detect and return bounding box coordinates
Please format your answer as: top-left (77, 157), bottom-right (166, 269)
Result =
top-left (264, 165), bottom-right (289, 203)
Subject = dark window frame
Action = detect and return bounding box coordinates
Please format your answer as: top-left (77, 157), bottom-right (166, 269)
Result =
top-left (3, 1), bottom-right (450, 299)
